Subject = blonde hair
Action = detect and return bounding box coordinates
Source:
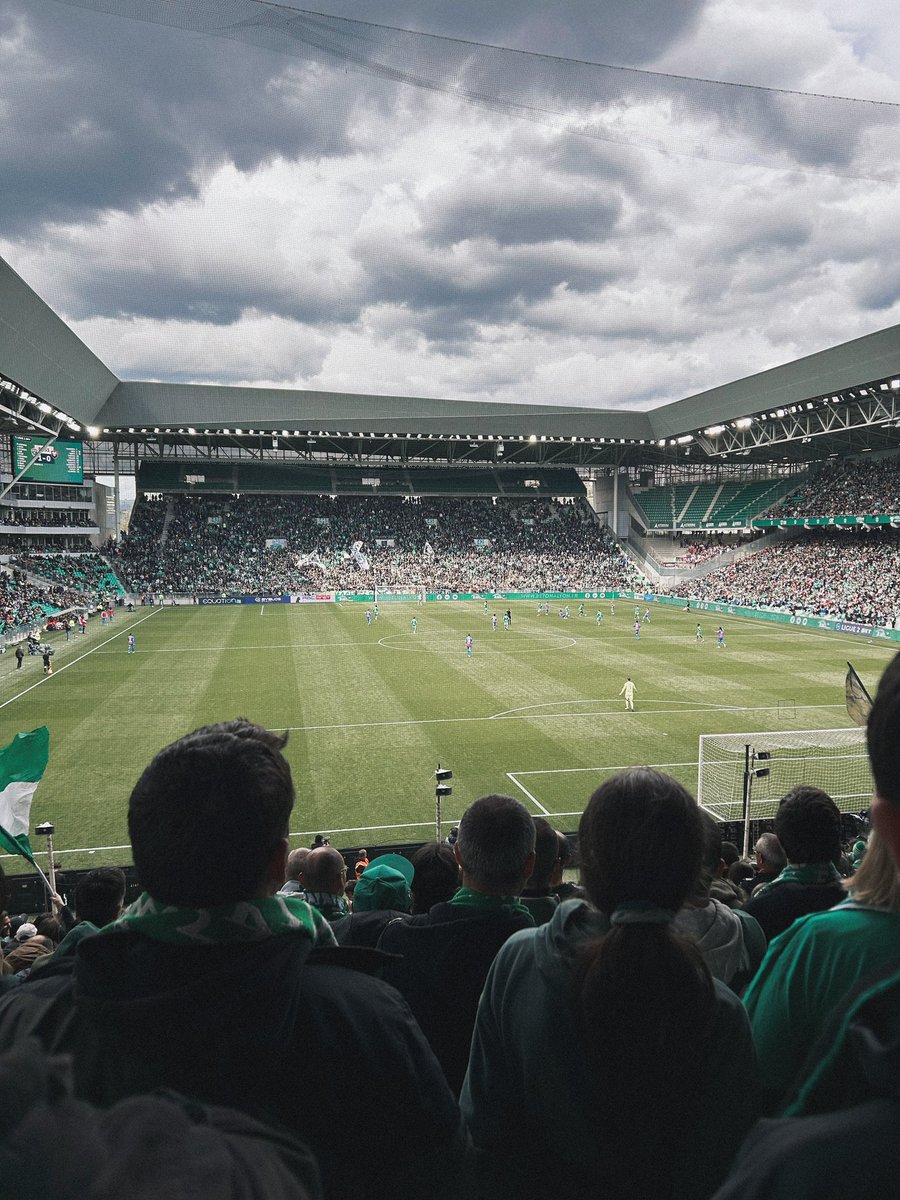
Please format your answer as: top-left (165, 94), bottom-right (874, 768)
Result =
top-left (846, 831), bottom-right (900, 913)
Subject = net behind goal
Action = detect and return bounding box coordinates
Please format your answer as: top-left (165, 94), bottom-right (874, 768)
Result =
top-left (698, 728), bottom-right (871, 823)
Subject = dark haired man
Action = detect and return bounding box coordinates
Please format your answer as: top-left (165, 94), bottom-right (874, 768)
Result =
top-left (0, 719), bottom-right (463, 1200)
top-left (379, 793), bottom-right (535, 1094)
top-left (744, 785), bottom-right (845, 942)
top-left (519, 817), bottom-right (562, 926)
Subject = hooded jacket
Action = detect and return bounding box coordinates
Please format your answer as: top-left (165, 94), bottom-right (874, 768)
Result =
top-left (673, 898), bottom-right (765, 990)
top-left (460, 898), bottom-right (760, 1200)
top-left (0, 927), bottom-right (464, 1200)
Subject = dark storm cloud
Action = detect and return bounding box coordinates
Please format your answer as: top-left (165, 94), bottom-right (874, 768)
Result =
top-left (425, 178), bottom-right (623, 247)
top-left (326, 0), bottom-right (708, 67)
top-left (62, 260), bottom-right (360, 325)
top-left (348, 233), bottom-right (624, 350)
top-left (855, 271), bottom-right (900, 311)
top-left (0, 1), bottom-right (367, 234)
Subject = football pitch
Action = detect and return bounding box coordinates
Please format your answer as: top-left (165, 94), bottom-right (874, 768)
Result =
top-left (0, 600), bottom-right (894, 872)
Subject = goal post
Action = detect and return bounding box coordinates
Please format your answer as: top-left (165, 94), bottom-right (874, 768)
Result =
top-left (698, 727), bottom-right (872, 853)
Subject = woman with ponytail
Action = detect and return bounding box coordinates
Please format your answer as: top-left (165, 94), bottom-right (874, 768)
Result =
top-left (460, 768), bottom-right (760, 1200)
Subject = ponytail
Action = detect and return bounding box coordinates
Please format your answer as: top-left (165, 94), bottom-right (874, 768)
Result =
top-left (573, 769), bottom-right (717, 1199)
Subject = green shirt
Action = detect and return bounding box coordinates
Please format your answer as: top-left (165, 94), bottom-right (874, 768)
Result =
top-left (744, 900), bottom-right (900, 1106)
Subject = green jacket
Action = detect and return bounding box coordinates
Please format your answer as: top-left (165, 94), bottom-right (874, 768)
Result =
top-left (744, 901), bottom-right (900, 1108)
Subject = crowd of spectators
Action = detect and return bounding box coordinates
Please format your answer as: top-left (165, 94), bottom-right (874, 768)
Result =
top-left (3, 648), bottom-right (900, 1197)
top-left (675, 532), bottom-right (761, 566)
top-left (670, 530), bottom-right (900, 626)
top-left (0, 507), bottom-right (94, 528)
top-left (767, 456), bottom-right (900, 518)
top-left (12, 552), bottom-right (124, 601)
top-left (109, 494), bottom-right (643, 595)
top-left (0, 568), bottom-right (82, 635)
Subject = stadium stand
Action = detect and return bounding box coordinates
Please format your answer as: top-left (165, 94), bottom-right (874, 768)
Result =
top-left (110, 494), bottom-right (643, 595)
top-left (767, 456), bottom-right (900, 518)
top-left (670, 530), bottom-right (900, 626)
top-left (12, 553), bottom-right (124, 599)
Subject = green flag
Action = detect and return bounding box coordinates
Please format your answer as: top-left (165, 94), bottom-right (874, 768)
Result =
top-left (0, 726), bottom-right (50, 863)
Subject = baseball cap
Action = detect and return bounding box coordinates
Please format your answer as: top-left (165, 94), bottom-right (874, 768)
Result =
top-left (353, 864), bottom-right (411, 913)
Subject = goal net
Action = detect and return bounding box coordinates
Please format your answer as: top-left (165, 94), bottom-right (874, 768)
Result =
top-left (698, 728), bottom-right (871, 823)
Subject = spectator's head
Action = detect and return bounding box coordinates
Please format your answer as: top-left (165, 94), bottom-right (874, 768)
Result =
top-left (552, 831), bottom-right (571, 887)
top-left (754, 832), bottom-right (787, 873)
top-left (574, 768), bottom-right (713, 1196)
top-left (720, 841), bottom-right (740, 868)
top-left (522, 817), bottom-right (559, 893)
top-left (302, 846), bottom-right (347, 897)
top-left (773, 786), bottom-right (842, 866)
top-left (455, 794), bottom-right (536, 895)
top-left (727, 860), bottom-right (755, 890)
top-left (868, 651), bottom-right (900, 866)
top-left (34, 915), bottom-right (62, 945)
top-left (579, 768), bottom-right (704, 915)
top-left (409, 842), bottom-right (459, 913)
top-left (75, 868), bottom-right (127, 927)
top-left (353, 864), bottom-right (411, 913)
top-left (846, 830), bottom-right (900, 913)
top-left (688, 811), bottom-right (724, 900)
top-left (284, 848), bottom-right (309, 884)
top-left (14, 922), bottom-right (38, 943)
top-left (128, 719), bottom-right (294, 907)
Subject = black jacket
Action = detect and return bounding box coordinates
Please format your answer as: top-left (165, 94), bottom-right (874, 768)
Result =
top-left (378, 901), bottom-right (533, 1095)
top-left (0, 930), bottom-right (464, 1200)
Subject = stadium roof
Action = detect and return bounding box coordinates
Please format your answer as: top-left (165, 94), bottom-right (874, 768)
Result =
top-left (2, 253), bottom-right (900, 469)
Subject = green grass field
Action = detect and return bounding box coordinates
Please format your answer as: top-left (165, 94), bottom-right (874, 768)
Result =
top-left (0, 599), bottom-right (894, 872)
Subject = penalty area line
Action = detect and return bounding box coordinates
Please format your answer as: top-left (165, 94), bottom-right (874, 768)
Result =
top-left (506, 772), bottom-right (549, 815)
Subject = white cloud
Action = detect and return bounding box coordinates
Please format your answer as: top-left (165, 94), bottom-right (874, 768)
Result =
top-left (3, 0), bottom-right (900, 410)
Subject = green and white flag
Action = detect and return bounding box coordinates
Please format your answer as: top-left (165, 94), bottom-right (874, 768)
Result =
top-left (0, 726), bottom-right (50, 863)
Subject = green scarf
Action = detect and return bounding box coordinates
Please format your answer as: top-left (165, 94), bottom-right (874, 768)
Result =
top-left (449, 887), bottom-right (534, 920)
top-left (106, 891), bottom-right (336, 947)
top-left (754, 860), bottom-right (843, 898)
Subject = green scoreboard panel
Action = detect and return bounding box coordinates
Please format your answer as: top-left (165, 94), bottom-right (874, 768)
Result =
top-left (11, 436), bottom-right (84, 484)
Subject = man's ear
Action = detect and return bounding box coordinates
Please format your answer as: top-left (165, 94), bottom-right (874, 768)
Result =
top-left (453, 843), bottom-right (464, 869)
top-left (520, 850), bottom-right (536, 891)
top-left (872, 792), bottom-right (900, 869)
top-left (261, 838), bottom-right (289, 896)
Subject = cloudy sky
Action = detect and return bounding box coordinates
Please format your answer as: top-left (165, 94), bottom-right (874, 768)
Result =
top-left (2, 0), bottom-right (900, 410)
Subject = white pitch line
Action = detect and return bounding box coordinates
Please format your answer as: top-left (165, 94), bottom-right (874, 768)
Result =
top-left (0, 817), bottom-right (453, 861)
top-left (491, 699), bottom-right (742, 718)
top-left (506, 772), bottom-right (550, 814)
top-left (277, 701), bottom-right (844, 735)
top-left (0, 608), bottom-right (161, 713)
top-left (514, 759), bottom-right (701, 777)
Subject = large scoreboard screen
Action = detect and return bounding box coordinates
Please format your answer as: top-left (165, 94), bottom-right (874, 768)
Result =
top-left (11, 436), bottom-right (84, 484)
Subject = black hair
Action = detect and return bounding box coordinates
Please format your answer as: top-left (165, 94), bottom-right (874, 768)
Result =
top-left (128, 719), bottom-right (293, 906)
top-left (773, 785), bottom-right (842, 864)
top-left (409, 842), bottom-right (459, 914)
top-left (868, 650), bottom-right (900, 807)
top-left (694, 810), bottom-right (723, 897)
top-left (574, 768), bottom-right (714, 1200)
top-left (34, 914), bottom-right (63, 944)
top-left (720, 840), bottom-right (740, 867)
top-left (523, 817), bottom-right (559, 892)
top-left (456, 794), bottom-right (536, 892)
top-left (75, 868), bottom-right (127, 927)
